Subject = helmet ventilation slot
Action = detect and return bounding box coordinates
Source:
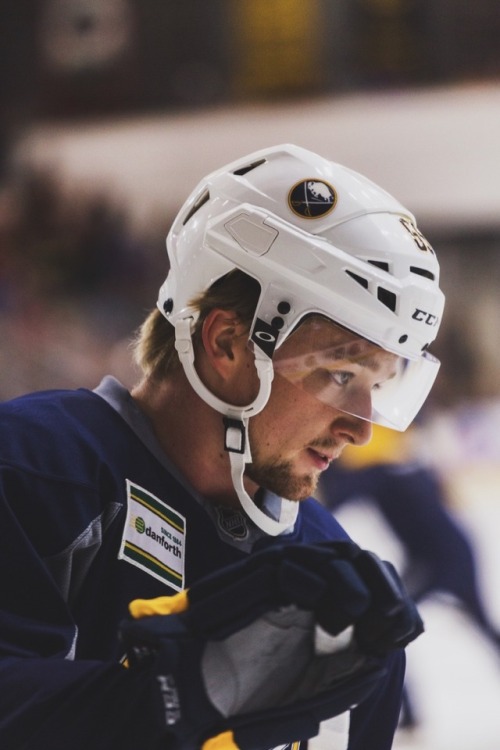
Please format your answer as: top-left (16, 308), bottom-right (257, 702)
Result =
top-left (346, 270), bottom-right (397, 311)
top-left (182, 189), bottom-right (210, 226)
top-left (377, 287), bottom-right (397, 311)
top-left (345, 270), bottom-right (368, 289)
top-left (368, 260), bottom-right (390, 272)
top-left (232, 158), bottom-right (267, 176)
top-left (410, 266), bottom-right (435, 281)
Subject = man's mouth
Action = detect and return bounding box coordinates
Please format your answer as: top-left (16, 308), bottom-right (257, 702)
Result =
top-left (306, 447), bottom-right (337, 471)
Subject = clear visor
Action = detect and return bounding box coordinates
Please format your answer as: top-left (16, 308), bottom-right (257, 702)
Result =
top-left (271, 317), bottom-right (440, 431)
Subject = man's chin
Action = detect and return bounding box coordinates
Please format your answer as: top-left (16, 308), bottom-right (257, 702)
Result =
top-left (245, 462), bottom-right (318, 501)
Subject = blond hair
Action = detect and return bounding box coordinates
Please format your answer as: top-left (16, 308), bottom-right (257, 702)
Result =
top-left (133, 270), bottom-right (261, 379)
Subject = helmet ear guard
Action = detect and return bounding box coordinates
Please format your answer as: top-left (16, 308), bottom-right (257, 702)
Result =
top-left (157, 144), bottom-right (445, 533)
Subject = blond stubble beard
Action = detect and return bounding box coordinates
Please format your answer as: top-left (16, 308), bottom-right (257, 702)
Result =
top-left (244, 459), bottom-right (318, 502)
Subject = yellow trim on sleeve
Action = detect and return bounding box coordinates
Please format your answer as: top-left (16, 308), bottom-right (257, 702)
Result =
top-left (202, 731), bottom-right (239, 750)
top-left (129, 589), bottom-right (189, 619)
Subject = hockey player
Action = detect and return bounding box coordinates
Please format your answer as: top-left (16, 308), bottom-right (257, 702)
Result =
top-left (0, 144), bottom-right (445, 750)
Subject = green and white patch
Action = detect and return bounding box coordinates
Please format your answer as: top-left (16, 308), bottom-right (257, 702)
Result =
top-left (119, 480), bottom-right (186, 590)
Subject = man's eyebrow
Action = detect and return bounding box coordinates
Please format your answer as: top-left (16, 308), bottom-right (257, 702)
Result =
top-left (361, 355), bottom-right (398, 372)
top-left (323, 348), bottom-right (398, 373)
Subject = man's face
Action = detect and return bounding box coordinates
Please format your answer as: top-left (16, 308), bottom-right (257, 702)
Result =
top-left (246, 316), bottom-right (399, 500)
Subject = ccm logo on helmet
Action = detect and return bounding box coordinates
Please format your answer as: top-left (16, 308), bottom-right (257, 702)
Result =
top-left (412, 308), bottom-right (439, 326)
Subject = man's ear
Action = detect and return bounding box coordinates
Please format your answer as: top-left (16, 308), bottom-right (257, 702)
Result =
top-left (200, 309), bottom-right (247, 379)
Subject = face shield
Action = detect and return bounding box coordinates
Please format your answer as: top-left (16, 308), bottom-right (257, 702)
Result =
top-left (271, 316), bottom-right (440, 431)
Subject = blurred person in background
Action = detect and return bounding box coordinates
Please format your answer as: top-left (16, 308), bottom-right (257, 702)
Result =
top-left (318, 424), bottom-right (500, 729)
top-left (0, 144), bottom-right (445, 750)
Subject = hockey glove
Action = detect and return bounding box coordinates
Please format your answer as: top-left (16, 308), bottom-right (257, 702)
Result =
top-left (120, 541), bottom-right (423, 750)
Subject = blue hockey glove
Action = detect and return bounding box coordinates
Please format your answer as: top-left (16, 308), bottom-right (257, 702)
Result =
top-left (120, 541), bottom-right (423, 750)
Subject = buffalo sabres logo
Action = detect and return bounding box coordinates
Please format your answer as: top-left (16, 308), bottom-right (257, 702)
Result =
top-left (288, 179), bottom-right (337, 219)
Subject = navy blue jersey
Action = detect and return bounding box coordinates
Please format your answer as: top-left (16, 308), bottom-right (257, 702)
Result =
top-left (0, 377), bottom-right (404, 749)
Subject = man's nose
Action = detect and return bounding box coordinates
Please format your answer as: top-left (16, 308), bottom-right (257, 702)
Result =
top-left (330, 412), bottom-right (373, 447)
top-left (338, 388), bottom-right (373, 444)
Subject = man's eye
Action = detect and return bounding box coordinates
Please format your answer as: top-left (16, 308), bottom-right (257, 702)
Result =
top-left (331, 370), bottom-right (353, 387)
top-left (302, 368), bottom-right (354, 394)
top-left (312, 369), bottom-right (353, 387)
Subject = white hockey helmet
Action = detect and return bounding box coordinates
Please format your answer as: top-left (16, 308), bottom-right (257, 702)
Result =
top-left (158, 144), bottom-right (445, 533)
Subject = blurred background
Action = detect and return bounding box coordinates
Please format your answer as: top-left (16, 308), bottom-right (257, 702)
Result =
top-left (1, 2), bottom-right (500, 748)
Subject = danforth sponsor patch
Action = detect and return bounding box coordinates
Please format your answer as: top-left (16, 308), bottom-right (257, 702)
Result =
top-left (119, 480), bottom-right (186, 590)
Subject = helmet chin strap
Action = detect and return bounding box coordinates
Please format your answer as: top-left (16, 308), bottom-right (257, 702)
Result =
top-left (228, 447), bottom-right (299, 536)
top-left (174, 317), bottom-right (297, 535)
